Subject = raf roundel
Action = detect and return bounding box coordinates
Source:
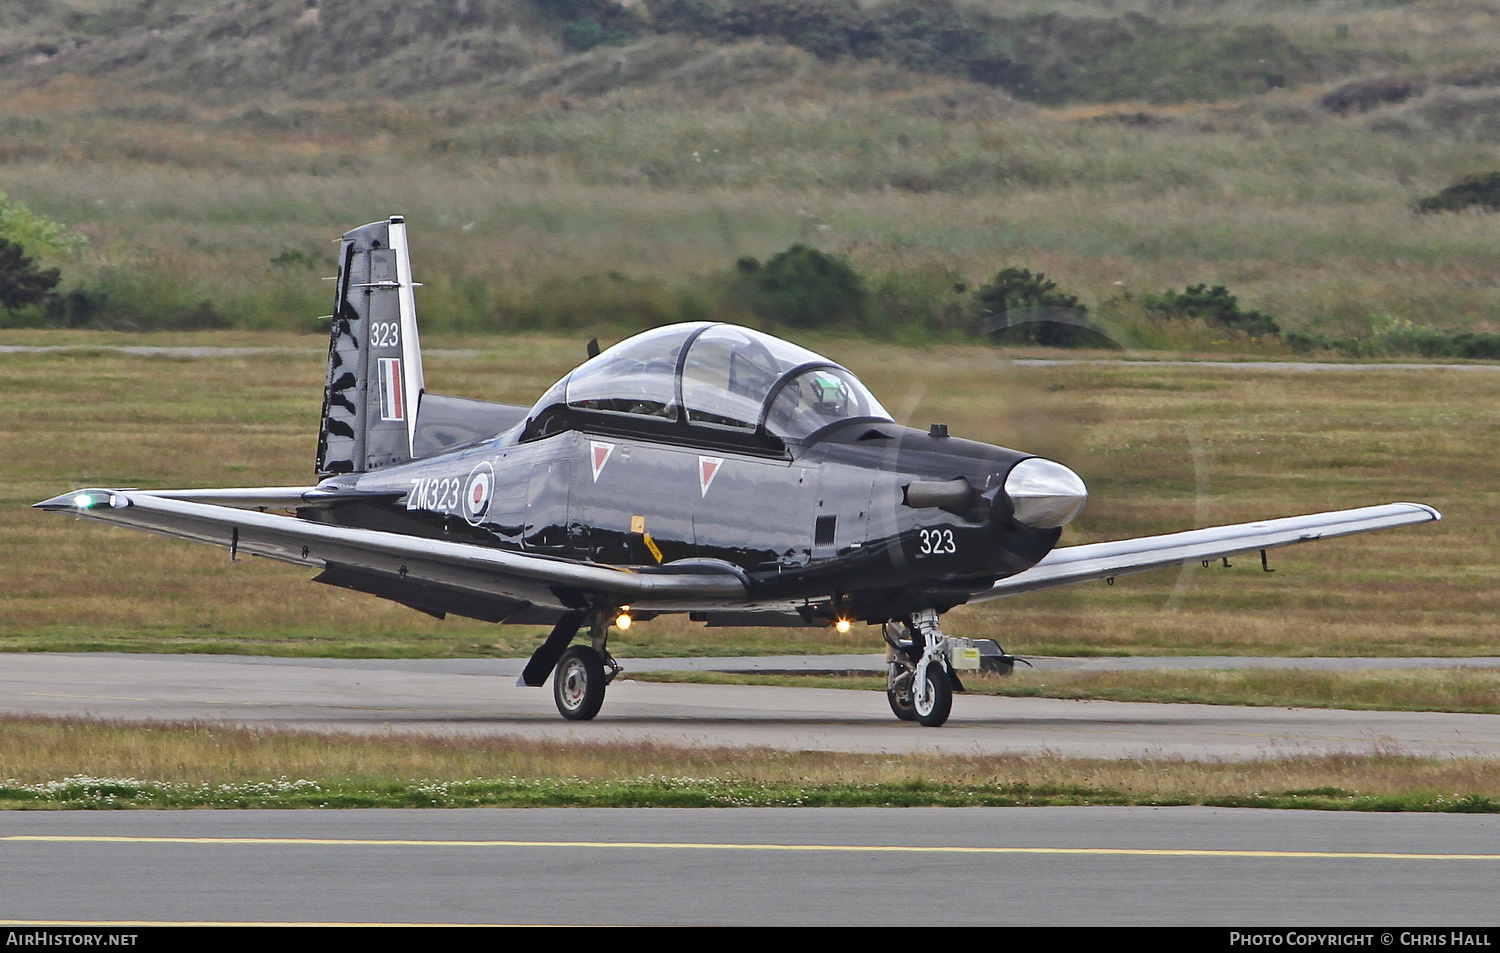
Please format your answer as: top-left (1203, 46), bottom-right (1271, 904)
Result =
top-left (464, 462), bottom-right (494, 525)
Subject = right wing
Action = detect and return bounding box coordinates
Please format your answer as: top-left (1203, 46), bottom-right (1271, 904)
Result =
top-left (975, 502), bottom-right (1440, 600)
top-left (35, 488), bottom-right (748, 623)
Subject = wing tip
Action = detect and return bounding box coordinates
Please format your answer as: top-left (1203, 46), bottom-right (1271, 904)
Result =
top-left (34, 488), bottom-right (130, 512)
top-left (1398, 502), bottom-right (1442, 522)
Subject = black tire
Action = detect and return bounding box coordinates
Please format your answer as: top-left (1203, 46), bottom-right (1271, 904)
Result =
top-left (887, 680), bottom-right (917, 722)
top-left (913, 663), bottom-right (952, 727)
top-left (553, 645), bottom-right (606, 721)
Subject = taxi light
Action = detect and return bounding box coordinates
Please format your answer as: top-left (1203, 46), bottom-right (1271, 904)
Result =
top-left (834, 618), bottom-right (852, 634)
top-left (615, 612), bottom-right (633, 631)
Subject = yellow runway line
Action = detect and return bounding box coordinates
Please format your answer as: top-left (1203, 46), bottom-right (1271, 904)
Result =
top-left (6, 834), bottom-right (1499, 861)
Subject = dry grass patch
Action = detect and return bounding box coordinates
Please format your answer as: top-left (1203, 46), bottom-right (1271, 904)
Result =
top-left (0, 716), bottom-right (1496, 811)
top-left (4, 343), bottom-right (1495, 658)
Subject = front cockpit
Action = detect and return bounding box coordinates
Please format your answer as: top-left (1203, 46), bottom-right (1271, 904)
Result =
top-left (525, 323), bottom-right (893, 447)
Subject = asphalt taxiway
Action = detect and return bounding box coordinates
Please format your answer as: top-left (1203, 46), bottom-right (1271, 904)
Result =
top-left (4, 807), bottom-right (1499, 926)
top-left (2, 652), bottom-right (1497, 759)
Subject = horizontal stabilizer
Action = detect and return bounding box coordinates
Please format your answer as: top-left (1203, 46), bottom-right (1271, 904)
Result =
top-left (411, 394), bottom-right (530, 457)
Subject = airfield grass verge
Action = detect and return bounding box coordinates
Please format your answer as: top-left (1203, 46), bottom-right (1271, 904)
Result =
top-left (5, 341), bottom-right (1497, 663)
top-left (0, 716), bottom-right (1495, 812)
top-left (624, 668), bottom-right (1500, 715)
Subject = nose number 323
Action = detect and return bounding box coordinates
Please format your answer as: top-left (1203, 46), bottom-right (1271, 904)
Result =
top-left (918, 528), bottom-right (957, 555)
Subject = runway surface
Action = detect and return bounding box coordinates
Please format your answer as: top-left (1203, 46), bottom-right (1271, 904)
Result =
top-left (3, 807), bottom-right (1499, 926)
top-left (3, 653), bottom-right (1498, 759)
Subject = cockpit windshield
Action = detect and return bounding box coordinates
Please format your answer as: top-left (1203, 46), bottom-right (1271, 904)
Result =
top-left (563, 323), bottom-right (693, 420)
top-left (765, 365), bottom-right (886, 440)
top-left (528, 323), bottom-right (892, 441)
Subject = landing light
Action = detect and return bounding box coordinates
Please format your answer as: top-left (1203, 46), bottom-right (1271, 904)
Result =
top-left (615, 611), bottom-right (633, 631)
top-left (834, 619), bottom-right (852, 634)
top-left (73, 493), bottom-right (94, 509)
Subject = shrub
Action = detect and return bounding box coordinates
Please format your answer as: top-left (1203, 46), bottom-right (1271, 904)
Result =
top-left (1288, 318), bottom-right (1500, 359)
top-left (0, 239), bottom-right (61, 315)
top-left (976, 267), bottom-right (1103, 348)
top-left (0, 190), bottom-right (85, 259)
top-left (1417, 171), bottom-right (1500, 213)
top-left (1143, 284), bottom-right (1279, 338)
top-left (42, 286), bottom-right (106, 329)
top-left (1320, 77), bottom-right (1426, 115)
top-left (736, 244), bottom-right (866, 328)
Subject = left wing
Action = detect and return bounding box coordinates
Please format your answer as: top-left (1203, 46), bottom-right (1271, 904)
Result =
top-left (975, 502), bottom-right (1440, 601)
top-left (34, 489), bottom-right (749, 620)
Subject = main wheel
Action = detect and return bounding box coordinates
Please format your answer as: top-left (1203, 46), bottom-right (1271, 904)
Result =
top-left (553, 645), bottom-right (606, 721)
top-left (882, 678), bottom-right (918, 723)
top-left (913, 663), bottom-right (952, 727)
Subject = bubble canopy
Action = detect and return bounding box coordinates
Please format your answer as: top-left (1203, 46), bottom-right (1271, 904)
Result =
top-left (527, 323), bottom-right (893, 441)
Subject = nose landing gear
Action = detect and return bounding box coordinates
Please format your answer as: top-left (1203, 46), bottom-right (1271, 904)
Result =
top-left (883, 609), bottom-right (956, 727)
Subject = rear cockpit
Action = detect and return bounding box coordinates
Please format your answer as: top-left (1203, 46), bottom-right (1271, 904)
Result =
top-left (523, 323), bottom-right (892, 448)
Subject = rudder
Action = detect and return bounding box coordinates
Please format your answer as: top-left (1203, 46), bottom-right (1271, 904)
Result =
top-left (316, 215), bottom-right (427, 476)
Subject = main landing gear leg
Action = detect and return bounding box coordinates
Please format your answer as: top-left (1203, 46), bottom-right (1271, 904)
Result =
top-left (552, 614), bottom-right (623, 722)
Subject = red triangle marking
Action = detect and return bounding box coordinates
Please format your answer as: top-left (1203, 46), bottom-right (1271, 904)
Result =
top-left (699, 456), bottom-right (723, 497)
top-left (591, 441), bottom-right (615, 482)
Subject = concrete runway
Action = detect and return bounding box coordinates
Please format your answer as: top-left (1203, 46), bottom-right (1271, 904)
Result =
top-left (3, 652), bottom-right (1498, 759)
top-left (3, 807), bottom-right (1499, 926)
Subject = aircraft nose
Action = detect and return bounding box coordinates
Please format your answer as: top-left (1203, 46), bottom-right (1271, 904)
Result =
top-left (1004, 458), bottom-right (1088, 529)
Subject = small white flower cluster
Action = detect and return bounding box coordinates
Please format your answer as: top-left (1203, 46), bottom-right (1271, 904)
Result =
top-left (1, 774), bottom-right (321, 805)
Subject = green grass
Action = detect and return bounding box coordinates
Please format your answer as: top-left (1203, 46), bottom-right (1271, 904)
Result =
top-left (4, 339), bottom-right (1492, 661)
top-left (1, 716), bottom-right (1495, 811)
top-left (2, 1), bottom-right (1500, 343)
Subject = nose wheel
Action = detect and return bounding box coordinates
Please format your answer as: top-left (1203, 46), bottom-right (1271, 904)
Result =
top-left (884, 611), bottom-right (956, 727)
top-left (911, 663), bottom-right (952, 727)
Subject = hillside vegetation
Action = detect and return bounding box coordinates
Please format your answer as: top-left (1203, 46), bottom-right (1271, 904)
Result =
top-left (0, 0), bottom-right (1497, 354)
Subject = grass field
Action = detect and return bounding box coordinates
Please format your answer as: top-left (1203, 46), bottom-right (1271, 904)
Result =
top-left (3, 335), bottom-right (1493, 664)
top-left (2, 3), bottom-right (1497, 810)
top-left (1, 715), bottom-right (1495, 811)
top-left (2, 3), bottom-right (1500, 345)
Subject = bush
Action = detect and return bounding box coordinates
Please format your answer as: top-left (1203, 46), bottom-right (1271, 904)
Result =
top-left (0, 190), bottom-right (86, 258)
top-left (736, 244), bottom-right (866, 328)
top-left (1417, 171), bottom-right (1500, 213)
top-left (1320, 77), bottom-right (1426, 115)
top-left (42, 286), bottom-right (106, 329)
top-left (1142, 284), bottom-right (1279, 338)
top-left (0, 238), bottom-right (60, 315)
top-left (1288, 318), bottom-right (1500, 359)
top-left (976, 267), bottom-right (1104, 348)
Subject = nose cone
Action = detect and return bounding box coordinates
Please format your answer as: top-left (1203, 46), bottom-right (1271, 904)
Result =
top-left (1004, 458), bottom-right (1088, 529)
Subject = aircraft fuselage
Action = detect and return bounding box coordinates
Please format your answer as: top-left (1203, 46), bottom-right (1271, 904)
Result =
top-left (315, 414), bottom-right (1062, 624)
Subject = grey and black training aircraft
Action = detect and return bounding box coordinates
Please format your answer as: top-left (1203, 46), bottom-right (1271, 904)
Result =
top-left (37, 217), bottom-right (1441, 726)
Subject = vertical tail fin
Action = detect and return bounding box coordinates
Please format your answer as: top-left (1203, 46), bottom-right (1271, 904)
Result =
top-left (316, 216), bottom-right (427, 476)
